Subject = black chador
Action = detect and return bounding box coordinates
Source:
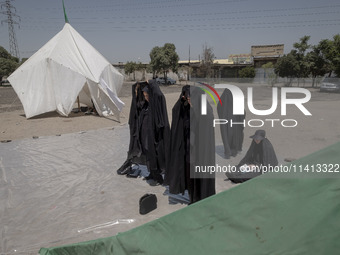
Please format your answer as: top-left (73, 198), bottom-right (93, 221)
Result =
top-left (238, 130), bottom-right (278, 168)
top-left (117, 80), bottom-right (170, 185)
top-left (217, 88), bottom-right (245, 158)
top-left (226, 129), bottom-right (278, 183)
top-left (165, 86), bottom-right (216, 203)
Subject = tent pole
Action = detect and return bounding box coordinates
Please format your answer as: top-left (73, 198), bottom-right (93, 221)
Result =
top-left (62, 0), bottom-right (69, 23)
top-left (77, 96), bottom-right (80, 110)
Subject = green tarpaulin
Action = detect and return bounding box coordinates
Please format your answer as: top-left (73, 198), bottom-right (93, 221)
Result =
top-left (40, 141), bottom-right (340, 255)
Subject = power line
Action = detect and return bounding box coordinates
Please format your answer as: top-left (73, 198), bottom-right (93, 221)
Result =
top-left (41, 2), bottom-right (340, 15)
top-left (20, 10), bottom-right (340, 24)
top-left (19, 18), bottom-right (340, 33)
top-left (1, 0), bottom-right (20, 59)
top-left (17, 3), bottom-right (340, 29)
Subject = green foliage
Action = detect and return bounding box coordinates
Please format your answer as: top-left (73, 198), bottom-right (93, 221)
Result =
top-left (314, 39), bottom-right (333, 76)
top-left (135, 62), bottom-right (144, 71)
top-left (291, 36), bottom-right (311, 79)
top-left (313, 36), bottom-right (340, 77)
top-left (124, 61), bottom-right (149, 81)
top-left (262, 62), bottom-right (274, 69)
top-left (262, 62), bottom-right (277, 87)
top-left (306, 43), bottom-right (329, 87)
top-left (275, 53), bottom-right (299, 78)
top-left (293, 35), bottom-right (311, 55)
top-left (331, 34), bottom-right (340, 77)
top-left (239, 66), bottom-right (255, 78)
top-left (163, 43), bottom-right (179, 73)
top-left (0, 58), bottom-right (19, 80)
top-left (124, 61), bottom-right (136, 75)
top-left (135, 62), bottom-right (147, 80)
top-left (0, 46), bottom-right (13, 59)
top-left (275, 36), bottom-right (312, 86)
top-left (149, 43), bottom-right (179, 78)
top-left (274, 34), bottom-right (340, 86)
top-left (0, 46), bottom-right (19, 79)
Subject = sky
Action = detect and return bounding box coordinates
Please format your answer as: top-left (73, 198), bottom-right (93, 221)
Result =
top-left (1, 0), bottom-right (340, 63)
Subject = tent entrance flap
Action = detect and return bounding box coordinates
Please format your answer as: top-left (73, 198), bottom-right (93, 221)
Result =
top-left (78, 82), bottom-right (92, 107)
top-left (99, 78), bottom-right (124, 112)
top-left (87, 79), bottom-right (125, 120)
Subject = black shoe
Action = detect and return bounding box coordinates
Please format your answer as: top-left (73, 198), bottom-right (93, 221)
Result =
top-left (154, 174), bottom-right (164, 185)
top-left (143, 174), bottom-right (153, 181)
top-left (147, 179), bottom-right (162, 186)
top-left (126, 169), bottom-right (141, 178)
top-left (126, 165), bottom-right (141, 178)
top-left (118, 165), bottom-right (132, 175)
top-left (147, 173), bottom-right (164, 186)
top-left (117, 160), bottom-right (132, 175)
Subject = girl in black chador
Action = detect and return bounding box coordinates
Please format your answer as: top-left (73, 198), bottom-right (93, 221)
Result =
top-left (117, 79), bottom-right (170, 186)
top-left (217, 88), bottom-right (246, 159)
top-left (164, 86), bottom-right (216, 204)
top-left (226, 129), bottom-right (278, 183)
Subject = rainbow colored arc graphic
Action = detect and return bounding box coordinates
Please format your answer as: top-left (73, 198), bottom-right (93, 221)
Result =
top-left (198, 82), bottom-right (222, 106)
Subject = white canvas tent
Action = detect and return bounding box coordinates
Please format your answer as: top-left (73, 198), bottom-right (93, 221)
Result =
top-left (8, 23), bottom-right (124, 119)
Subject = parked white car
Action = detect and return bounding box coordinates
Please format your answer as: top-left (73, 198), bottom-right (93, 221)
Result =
top-left (156, 77), bottom-right (176, 85)
top-left (320, 77), bottom-right (340, 93)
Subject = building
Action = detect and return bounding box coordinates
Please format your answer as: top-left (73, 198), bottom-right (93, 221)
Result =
top-left (113, 44), bottom-right (285, 80)
top-left (228, 54), bottom-right (252, 64)
top-left (251, 44), bottom-right (284, 68)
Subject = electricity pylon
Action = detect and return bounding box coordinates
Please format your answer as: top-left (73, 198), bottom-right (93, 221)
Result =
top-left (1, 0), bottom-right (20, 59)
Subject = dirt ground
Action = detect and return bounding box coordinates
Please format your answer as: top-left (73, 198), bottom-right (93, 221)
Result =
top-left (0, 82), bottom-right (184, 141)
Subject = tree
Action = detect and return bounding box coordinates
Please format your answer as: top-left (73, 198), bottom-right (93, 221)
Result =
top-left (135, 62), bottom-right (147, 80)
top-left (291, 36), bottom-right (311, 86)
top-left (262, 62), bottom-right (277, 87)
top-left (149, 46), bottom-right (162, 78)
top-left (125, 61), bottom-right (137, 80)
top-left (0, 46), bottom-right (19, 80)
top-left (0, 46), bottom-right (15, 60)
top-left (316, 38), bottom-right (335, 76)
top-left (238, 66), bottom-right (255, 82)
top-left (0, 58), bottom-right (19, 80)
top-left (149, 43), bottom-right (179, 81)
top-left (274, 53), bottom-right (300, 86)
top-left (315, 34), bottom-right (340, 77)
top-left (262, 62), bottom-right (274, 69)
top-left (275, 34), bottom-right (340, 87)
top-left (163, 43), bottom-right (179, 74)
top-left (331, 34), bottom-right (340, 77)
top-left (306, 43), bottom-right (328, 87)
top-left (199, 43), bottom-right (215, 78)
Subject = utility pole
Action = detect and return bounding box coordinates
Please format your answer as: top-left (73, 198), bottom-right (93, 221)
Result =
top-left (1, 0), bottom-right (20, 59)
top-left (187, 45), bottom-right (190, 81)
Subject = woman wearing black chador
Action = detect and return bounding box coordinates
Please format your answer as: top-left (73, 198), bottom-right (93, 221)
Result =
top-left (165, 85), bottom-right (216, 204)
top-left (217, 88), bottom-right (246, 159)
top-left (226, 129), bottom-right (278, 183)
top-left (117, 79), bottom-right (170, 186)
